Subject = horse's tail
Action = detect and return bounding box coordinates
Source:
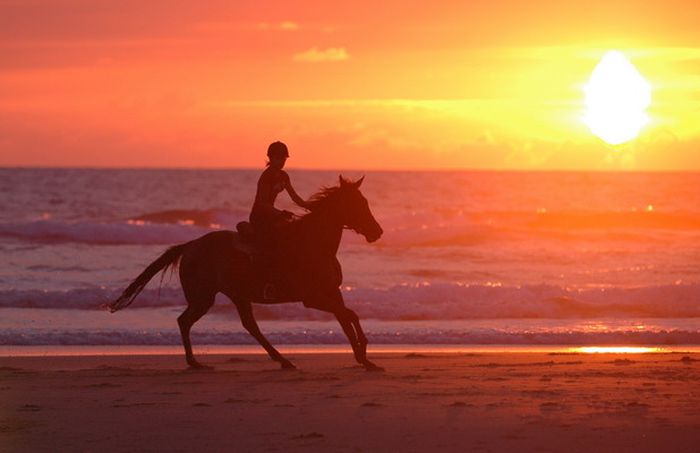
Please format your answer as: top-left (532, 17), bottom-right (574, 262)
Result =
top-left (107, 243), bottom-right (188, 313)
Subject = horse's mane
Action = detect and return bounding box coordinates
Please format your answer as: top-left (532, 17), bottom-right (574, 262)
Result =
top-left (292, 177), bottom-right (361, 222)
top-left (305, 185), bottom-right (342, 212)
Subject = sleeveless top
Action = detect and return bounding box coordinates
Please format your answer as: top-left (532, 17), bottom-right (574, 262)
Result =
top-left (249, 169), bottom-right (289, 232)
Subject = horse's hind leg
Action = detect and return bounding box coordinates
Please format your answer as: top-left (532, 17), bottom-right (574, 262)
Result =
top-left (177, 297), bottom-right (214, 369)
top-left (234, 301), bottom-right (296, 369)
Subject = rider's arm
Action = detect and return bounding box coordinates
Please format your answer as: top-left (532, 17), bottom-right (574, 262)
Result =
top-left (283, 172), bottom-right (310, 210)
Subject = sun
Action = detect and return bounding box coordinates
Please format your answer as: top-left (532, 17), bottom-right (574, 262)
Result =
top-left (583, 50), bottom-right (652, 145)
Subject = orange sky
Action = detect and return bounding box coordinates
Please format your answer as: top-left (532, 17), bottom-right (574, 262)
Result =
top-left (1, 0), bottom-right (700, 170)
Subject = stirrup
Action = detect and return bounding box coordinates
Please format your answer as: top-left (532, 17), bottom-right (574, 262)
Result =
top-left (263, 283), bottom-right (276, 300)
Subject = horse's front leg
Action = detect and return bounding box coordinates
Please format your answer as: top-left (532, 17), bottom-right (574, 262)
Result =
top-left (329, 305), bottom-right (383, 372)
top-left (346, 308), bottom-right (369, 362)
top-left (341, 308), bottom-right (383, 371)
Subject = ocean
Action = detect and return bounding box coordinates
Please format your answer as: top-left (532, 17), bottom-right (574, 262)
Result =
top-left (1, 168), bottom-right (699, 349)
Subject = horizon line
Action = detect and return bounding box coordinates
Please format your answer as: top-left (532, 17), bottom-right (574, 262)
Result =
top-left (1, 165), bottom-right (699, 174)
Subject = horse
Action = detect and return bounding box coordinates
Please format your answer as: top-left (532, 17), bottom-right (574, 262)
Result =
top-left (108, 176), bottom-right (384, 371)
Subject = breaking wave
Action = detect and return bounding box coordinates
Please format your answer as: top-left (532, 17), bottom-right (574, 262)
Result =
top-left (0, 207), bottom-right (247, 245)
top-left (3, 207), bottom-right (699, 246)
top-left (1, 283), bottom-right (698, 319)
top-left (383, 209), bottom-right (700, 246)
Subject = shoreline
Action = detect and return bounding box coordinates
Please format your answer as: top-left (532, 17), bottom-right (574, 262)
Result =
top-left (3, 343), bottom-right (700, 358)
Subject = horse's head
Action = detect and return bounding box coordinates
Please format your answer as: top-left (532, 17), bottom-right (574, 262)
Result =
top-left (336, 175), bottom-right (383, 243)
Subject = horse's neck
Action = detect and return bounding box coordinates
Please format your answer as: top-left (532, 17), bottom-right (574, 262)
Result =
top-left (297, 207), bottom-right (343, 255)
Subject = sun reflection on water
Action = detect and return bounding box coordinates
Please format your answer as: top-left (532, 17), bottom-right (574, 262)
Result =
top-left (572, 346), bottom-right (666, 354)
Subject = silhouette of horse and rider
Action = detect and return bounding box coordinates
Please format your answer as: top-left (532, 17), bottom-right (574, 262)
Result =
top-left (109, 142), bottom-right (384, 371)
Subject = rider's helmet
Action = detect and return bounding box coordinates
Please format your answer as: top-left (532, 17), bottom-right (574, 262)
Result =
top-left (267, 141), bottom-right (289, 159)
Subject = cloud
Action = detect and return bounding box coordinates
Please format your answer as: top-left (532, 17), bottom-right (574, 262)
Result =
top-left (257, 21), bottom-right (299, 31)
top-left (292, 47), bottom-right (349, 62)
top-left (280, 21), bottom-right (299, 31)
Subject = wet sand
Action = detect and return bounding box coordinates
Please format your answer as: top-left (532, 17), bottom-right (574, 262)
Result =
top-left (1, 351), bottom-right (699, 452)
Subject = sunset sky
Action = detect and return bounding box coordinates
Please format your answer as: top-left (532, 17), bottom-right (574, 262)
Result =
top-left (2, 0), bottom-right (700, 170)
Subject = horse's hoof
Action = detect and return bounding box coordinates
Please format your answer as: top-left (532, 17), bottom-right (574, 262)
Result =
top-left (364, 363), bottom-right (384, 372)
top-left (280, 361), bottom-right (297, 370)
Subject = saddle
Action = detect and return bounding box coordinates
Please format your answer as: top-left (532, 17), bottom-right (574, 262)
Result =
top-left (235, 221), bottom-right (257, 244)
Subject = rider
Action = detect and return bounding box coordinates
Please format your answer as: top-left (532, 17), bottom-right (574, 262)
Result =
top-left (250, 141), bottom-right (310, 235)
top-left (249, 141), bottom-right (310, 299)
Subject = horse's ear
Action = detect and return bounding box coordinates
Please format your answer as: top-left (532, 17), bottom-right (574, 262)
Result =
top-left (339, 175), bottom-right (348, 186)
top-left (354, 176), bottom-right (365, 189)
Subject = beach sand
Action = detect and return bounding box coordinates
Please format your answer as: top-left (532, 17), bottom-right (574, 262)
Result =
top-left (1, 351), bottom-right (699, 452)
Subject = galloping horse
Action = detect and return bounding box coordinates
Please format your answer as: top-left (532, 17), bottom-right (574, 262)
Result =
top-left (108, 176), bottom-right (384, 371)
